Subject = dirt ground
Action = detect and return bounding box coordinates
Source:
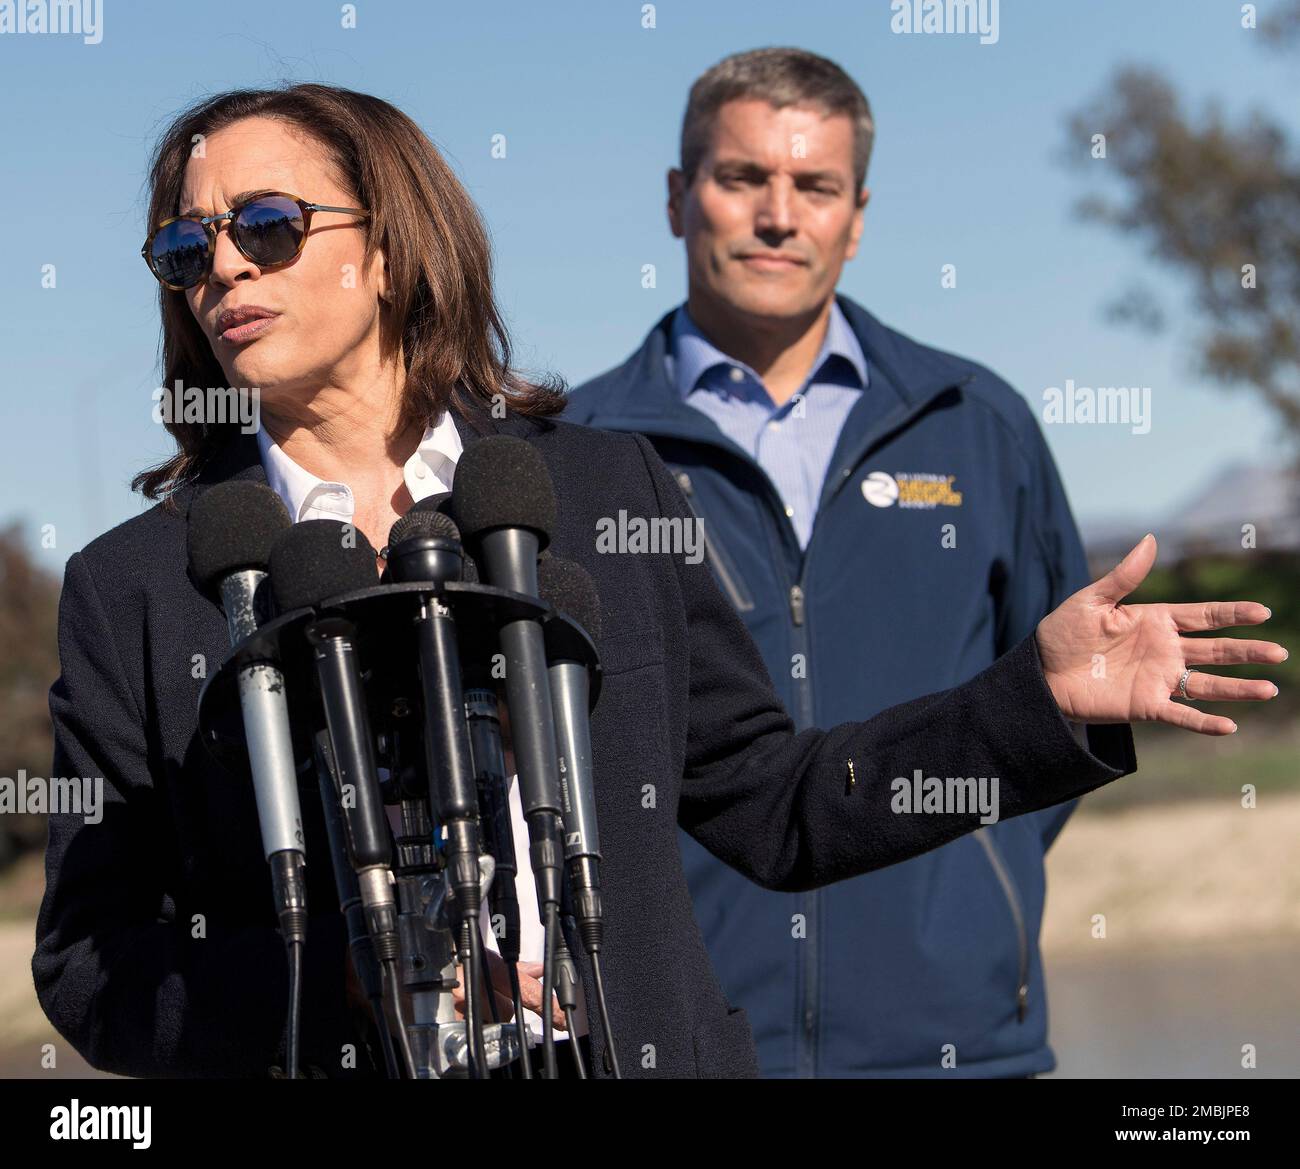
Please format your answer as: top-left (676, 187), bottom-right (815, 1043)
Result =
top-left (1041, 791), bottom-right (1300, 955)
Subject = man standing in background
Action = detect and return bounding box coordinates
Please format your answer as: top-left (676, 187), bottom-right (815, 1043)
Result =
top-left (565, 47), bottom-right (1090, 1077)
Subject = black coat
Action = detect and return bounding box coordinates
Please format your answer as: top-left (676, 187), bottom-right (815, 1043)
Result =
top-left (32, 399), bottom-right (1135, 1078)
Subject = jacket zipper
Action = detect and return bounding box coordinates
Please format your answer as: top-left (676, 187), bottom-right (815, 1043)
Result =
top-left (974, 829), bottom-right (1030, 1022)
top-left (673, 471), bottom-right (755, 612)
top-left (787, 581), bottom-right (819, 1075)
top-left (786, 369), bottom-right (981, 1064)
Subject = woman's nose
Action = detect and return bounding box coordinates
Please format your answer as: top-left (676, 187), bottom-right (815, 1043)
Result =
top-left (209, 221), bottom-right (260, 286)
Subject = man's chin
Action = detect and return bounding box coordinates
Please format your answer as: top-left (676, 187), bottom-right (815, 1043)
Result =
top-left (718, 288), bottom-right (825, 325)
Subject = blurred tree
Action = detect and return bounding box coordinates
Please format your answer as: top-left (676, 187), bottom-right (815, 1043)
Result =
top-left (1063, 1), bottom-right (1300, 442)
top-left (0, 526), bottom-right (61, 866)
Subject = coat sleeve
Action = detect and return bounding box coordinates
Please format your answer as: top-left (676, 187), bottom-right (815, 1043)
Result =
top-left (994, 404), bottom-right (1101, 849)
top-left (31, 552), bottom-right (357, 1078)
top-left (628, 434), bottom-right (1138, 893)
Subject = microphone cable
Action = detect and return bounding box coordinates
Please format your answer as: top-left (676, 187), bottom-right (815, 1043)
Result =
top-left (541, 897), bottom-right (559, 1080)
top-left (382, 957), bottom-right (418, 1078)
top-left (269, 851), bottom-right (308, 1079)
top-left (460, 917), bottom-right (487, 1079)
top-left (286, 935), bottom-right (303, 1078)
top-left (506, 963), bottom-right (532, 1079)
top-left (589, 950), bottom-right (620, 1080)
top-left (554, 927), bottom-right (586, 1079)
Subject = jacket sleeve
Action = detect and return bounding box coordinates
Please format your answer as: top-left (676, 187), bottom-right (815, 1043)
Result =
top-left (629, 434), bottom-right (1138, 893)
top-left (32, 552), bottom-right (356, 1078)
top-left (994, 404), bottom-right (1100, 849)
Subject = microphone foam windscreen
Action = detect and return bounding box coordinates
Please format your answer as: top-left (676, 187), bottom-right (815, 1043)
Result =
top-left (387, 506), bottom-right (460, 549)
top-left (187, 481), bottom-right (291, 591)
top-left (448, 435), bottom-right (556, 549)
top-left (537, 555), bottom-right (602, 644)
top-left (268, 519), bottom-right (378, 611)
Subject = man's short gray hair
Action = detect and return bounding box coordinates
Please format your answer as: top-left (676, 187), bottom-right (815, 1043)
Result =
top-left (680, 47), bottom-right (874, 191)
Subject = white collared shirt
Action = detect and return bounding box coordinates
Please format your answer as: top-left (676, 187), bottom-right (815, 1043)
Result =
top-left (256, 409), bottom-right (463, 523)
top-left (256, 411), bottom-right (585, 1044)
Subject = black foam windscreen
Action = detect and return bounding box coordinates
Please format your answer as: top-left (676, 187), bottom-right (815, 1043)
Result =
top-left (268, 519), bottom-right (378, 612)
top-left (448, 435), bottom-right (556, 550)
top-left (387, 505), bottom-right (460, 550)
top-left (536, 555), bottom-right (602, 645)
top-left (187, 481), bottom-right (291, 592)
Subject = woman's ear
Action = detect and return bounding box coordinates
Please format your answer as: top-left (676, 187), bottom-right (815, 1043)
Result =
top-left (371, 247), bottom-right (394, 303)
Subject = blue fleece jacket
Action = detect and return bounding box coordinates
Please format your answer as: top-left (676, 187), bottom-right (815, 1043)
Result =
top-left (564, 296), bottom-right (1089, 1077)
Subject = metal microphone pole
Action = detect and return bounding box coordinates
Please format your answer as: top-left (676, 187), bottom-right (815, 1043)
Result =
top-left (312, 731), bottom-right (399, 1078)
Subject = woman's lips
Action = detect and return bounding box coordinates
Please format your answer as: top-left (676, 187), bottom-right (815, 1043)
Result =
top-left (219, 315), bottom-right (278, 345)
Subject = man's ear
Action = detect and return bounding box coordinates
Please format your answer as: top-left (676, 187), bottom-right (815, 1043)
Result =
top-left (667, 168), bottom-right (687, 239)
top-left (844, 185), bottom-right (870, 262)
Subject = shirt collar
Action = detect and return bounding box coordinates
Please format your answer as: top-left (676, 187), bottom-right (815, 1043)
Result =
top-left (256, 408), bottom-right (464, 524)
top-left (668, 298), bottom-right (868, 402)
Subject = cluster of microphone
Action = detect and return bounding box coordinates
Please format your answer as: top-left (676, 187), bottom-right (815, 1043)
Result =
top-left (187, 436), bottom-right (617, 1080)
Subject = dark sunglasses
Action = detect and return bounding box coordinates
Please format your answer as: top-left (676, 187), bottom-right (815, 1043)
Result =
top-left (141, 190), bottom-right (370, 291)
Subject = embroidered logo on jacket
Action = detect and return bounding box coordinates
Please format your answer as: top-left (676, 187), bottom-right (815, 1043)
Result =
top-left (862, 471), bottom-right (963, 509)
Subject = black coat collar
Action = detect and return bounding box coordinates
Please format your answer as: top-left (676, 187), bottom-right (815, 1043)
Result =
top-left (185, 392), bottom-right (554, 508)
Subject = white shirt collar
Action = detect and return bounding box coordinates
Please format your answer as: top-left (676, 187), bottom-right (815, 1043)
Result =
top-left (256, 409), bottom-right (463, 524)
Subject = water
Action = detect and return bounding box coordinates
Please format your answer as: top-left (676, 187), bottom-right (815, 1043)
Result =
top-left (1045, 940), bottom-right (1300, 1078)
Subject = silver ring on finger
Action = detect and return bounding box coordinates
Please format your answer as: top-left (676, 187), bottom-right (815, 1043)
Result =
top-left (1179, 667), bottom-right (1195, 700)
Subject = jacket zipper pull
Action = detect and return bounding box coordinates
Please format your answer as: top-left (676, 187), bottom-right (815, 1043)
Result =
top-left (1017, 983), bottom-right (1029, 1023)
top-left (675, 471), bottom-right (693, 496)
top-left (789, 584), bottom-right (806, 626)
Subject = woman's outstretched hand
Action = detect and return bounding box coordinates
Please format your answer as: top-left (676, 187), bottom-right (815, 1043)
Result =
top-left (1035, 534), bottom-right (1288, 735)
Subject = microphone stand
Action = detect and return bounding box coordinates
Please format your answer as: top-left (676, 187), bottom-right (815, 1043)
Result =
top-left (464, 672), bottom-right (532, 1078)
top-left (392, 793), bottom-right (459, 1079)
top-left (307, 615), bottom-right (417, 1078)
top-left (313, 731), bottom-right (399, 1078)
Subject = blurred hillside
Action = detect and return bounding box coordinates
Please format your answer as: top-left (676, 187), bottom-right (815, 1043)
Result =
top-left (0, 526), bottom-right (60, 866)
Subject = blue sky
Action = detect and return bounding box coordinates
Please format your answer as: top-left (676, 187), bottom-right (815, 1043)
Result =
top-left (1, 0), bottom-right (1294, 568)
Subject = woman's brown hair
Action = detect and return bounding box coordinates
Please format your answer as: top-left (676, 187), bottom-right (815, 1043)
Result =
top-left (134, 82), bottom-right (565, 501)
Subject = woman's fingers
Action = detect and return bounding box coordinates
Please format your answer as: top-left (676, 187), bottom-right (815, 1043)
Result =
top-left (1177, 672), bottom-right (1279, 703)
top-left (1158, 700), bottom-right (1238, 736)
top-left (519, 962), bottom-right (568, 1030)
top-left (449, 962), bottom-right (520, 1024)
top-left (448, 960), bottom-right (567, 1030)
top-left (1166, 601), bottom-right (1273, 632)
top-left (453, 989), bottom-right (517, 1023)
top-left (1181, 637), bottom-right (1289, 667)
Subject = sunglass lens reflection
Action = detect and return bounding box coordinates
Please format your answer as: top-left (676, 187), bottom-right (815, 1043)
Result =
top-left (150, 218), bottom-right (210, 289)
top-left (233, 196), bottom-right (305, 266)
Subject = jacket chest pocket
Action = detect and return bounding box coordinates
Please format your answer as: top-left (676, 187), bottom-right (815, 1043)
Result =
top-left (671, 470), bottom-right (755, 613)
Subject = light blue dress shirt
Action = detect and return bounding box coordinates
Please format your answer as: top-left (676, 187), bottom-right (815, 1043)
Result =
top-left (664, 301), bottom-right (868, 549)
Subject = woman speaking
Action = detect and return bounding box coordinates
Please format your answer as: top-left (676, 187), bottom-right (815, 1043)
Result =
top-left (32, 84), bottom-right (1284, 1079)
